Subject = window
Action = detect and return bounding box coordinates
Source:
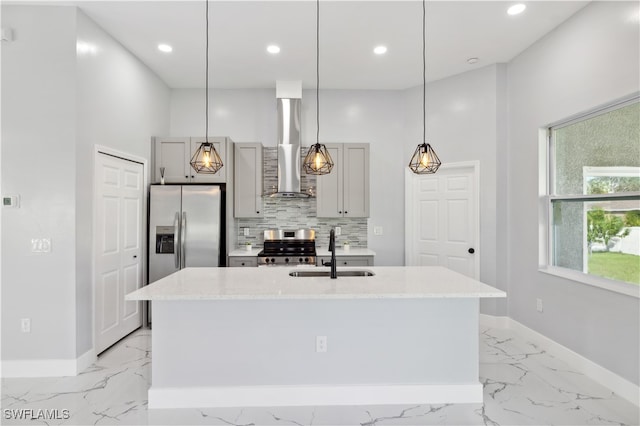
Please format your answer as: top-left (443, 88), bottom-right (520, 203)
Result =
top-left (544, 97), bottom-right (640, 293)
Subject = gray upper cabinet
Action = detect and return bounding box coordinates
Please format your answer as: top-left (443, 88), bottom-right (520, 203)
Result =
top-left (316, 143), bottom-right (369, 218)
top-left (153, 137), bottom-right (228, 183)
top-left (234, 143), bottom-right (263, 218)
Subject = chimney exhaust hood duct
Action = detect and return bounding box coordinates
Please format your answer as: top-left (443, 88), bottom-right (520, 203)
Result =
top-left (271, 81), bottom-right (309, 198)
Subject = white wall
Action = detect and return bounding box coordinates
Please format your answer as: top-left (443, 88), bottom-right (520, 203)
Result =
top-left (402, 64), bottom-right (505, 311)
top-left (171, 77), bottom-right (502, 270)
top-left (171, 88), bottom-right (406, 265)
top-left (507, 1), bottom-right (640, 384)
top-left (2, 6), bottom-right (79, 361)
top-left (75, 11), bottom-right (170, 356)
top-left (1, 5), bottom-right (170, 365)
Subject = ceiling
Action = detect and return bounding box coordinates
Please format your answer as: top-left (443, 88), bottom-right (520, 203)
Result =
top-left (69, 1), bottom-right (589, 90)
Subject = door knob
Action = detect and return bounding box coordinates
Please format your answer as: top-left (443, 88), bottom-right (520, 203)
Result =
top-left (468, 248), bottom-right (475, 254)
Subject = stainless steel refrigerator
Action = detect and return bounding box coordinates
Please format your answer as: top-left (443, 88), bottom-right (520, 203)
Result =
top-left (149, 185), bottom-right (224, 284)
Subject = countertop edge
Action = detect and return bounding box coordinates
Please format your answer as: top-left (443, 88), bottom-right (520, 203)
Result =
top-left (126, 292), bottom-right (507, 301)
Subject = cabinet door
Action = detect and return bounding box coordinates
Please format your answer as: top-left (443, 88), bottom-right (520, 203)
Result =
top-left (343, 144), bottom-right (369, 218)
top-left (228, 257), bottom-right (258, 267)
top-left (316, 144), bottom-right (343, 217)
top-left (189, 137), bottom-right (227, 183)
top-left (337, 256), bottom-right (373, 266)
top-left (155, 137), bottom-right (190, 183)
top-left (315, 256), bottom-right (374, 266)
top-left (234, 143), bottom-right (263, 218)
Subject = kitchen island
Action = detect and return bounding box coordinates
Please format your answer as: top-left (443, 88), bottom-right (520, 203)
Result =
top-left (126, 266), bottom-right (506, 409)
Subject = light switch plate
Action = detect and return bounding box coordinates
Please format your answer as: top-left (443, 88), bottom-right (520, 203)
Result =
top-left (243, 228), bottom-right (250, 237)
top-left (374, 226), bottom-right (383, 236)
top-left (334, 227), bottom-right (341, 236)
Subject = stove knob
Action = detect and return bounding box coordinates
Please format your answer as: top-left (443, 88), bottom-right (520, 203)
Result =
top-left (285, 258), bottom-right (290, 263)
top-left (304, 257), bottom-right (309, 263)
top-left (299, 258), bottom-right (303, 263)
top-left (265, 258), bottom-right (270, 263)
top-left (271, 258), bottom-right (276, 263)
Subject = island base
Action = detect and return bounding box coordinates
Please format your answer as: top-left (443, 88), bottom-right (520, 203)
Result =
top-left (150, 298), bottom-right (482, 408)
top-left (148, 383), bottom-right (482, 408)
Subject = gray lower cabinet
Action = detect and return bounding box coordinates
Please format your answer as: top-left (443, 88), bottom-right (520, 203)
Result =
top-left (316, 256), bottom-right (374, 267)
top-left (228, 257), bottom-right (258, 267)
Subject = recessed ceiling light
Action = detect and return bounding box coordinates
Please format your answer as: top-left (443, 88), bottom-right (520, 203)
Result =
top-left (373, 45), bottom-right (387, 55)
top-left (157, 44), bottom-right (173, 53)
top-left (267, 45), bottom-right (281, 54)
top-left (507, 4), bottom-right (526, 16)
top-left (467, 57), bottom-right (479, 65)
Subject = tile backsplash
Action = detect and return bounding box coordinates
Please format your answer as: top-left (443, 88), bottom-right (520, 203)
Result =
top-left (235, 147), bottom-right (368, 249)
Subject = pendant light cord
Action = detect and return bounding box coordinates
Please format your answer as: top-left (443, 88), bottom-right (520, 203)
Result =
top-left (316, 0), bottom-right (320, 147)
top-left (205, 0), bottom-right (209, 143)
top-left (422, 0), bottom-right (426, 145)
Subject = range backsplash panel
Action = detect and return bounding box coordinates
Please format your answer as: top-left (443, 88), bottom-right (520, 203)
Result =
top-left (235, 147), bottom-right (368, 249)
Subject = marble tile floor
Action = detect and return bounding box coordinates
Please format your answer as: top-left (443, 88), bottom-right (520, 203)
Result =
top-left (2, 326), bottom-right (638, 426)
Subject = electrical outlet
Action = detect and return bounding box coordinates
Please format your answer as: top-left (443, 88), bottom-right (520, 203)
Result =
top-left (536, 298), bottom-right (543, 313)
top-left (374, 226), bottom-right (383, 236)
top-left (334, 227), bottom-right (341, 236)
top-left (21, 318), bottom-right (31, 333)
top-left (316, 335), bottom-right (327, 353)
top-left (31, 238), bottom-right (51, 253)
top-left (243, 228), bottom-right (250, 237)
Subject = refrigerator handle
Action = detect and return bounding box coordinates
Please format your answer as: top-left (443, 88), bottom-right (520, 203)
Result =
top-left (181, 211), bottom-right (187, 267)
top-left (174, 212), bottom-right (180, 269)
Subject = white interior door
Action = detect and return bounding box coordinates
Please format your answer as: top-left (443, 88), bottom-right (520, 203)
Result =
top-left (405, 163), bottom-right (479, 279)
top-left (95, 153), bottom-right (144, 354)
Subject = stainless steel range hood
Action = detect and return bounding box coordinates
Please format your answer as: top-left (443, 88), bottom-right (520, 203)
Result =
top-left (271, 82), bottom-right (310, 198)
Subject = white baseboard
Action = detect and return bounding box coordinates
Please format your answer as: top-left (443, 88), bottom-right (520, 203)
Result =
top-left (149, 383), bottom-right (483, 409)
top-left (2, 349), bottom-right (97, 378)
top-left (482, 314), bottom-right (639, 406)
top-left (1, 359), bottom-right (77, 378)
top-left (479, 314), bottom-right (510, 329)
top-left (76, 348), bottom-right (97, 374)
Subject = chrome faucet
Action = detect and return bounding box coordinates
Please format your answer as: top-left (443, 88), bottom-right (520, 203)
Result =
top-left (322, 228), bottom-right (338, 279)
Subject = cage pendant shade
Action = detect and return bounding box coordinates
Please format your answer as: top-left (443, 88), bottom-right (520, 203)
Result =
top-left (191, 0), bottom-right (223, 175)
top-left (409, 0), bottom-right (441, 175)
top-left (190, 142), bottom-right (223, 174)
top-left (303, 143), bottom-right (334, 175)
top-left (408, 142), bottom-right (441, 174)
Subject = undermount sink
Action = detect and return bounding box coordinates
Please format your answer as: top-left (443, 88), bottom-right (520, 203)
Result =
top-left (289, 270), bottom-right (375, 278)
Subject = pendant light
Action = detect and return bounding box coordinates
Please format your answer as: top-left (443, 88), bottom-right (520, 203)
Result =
top-left (190, 0), bottom-right (223, 174)
top-left (303, 0), bottom-right (334, 175)
top-left (408, 0), bottom-right (441, 175)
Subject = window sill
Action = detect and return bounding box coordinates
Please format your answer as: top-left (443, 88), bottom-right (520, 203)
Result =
top-left (539, 266), bottom-right (639, 298)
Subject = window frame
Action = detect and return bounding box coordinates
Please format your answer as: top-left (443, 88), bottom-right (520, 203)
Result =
top-left (539, 94), bottom-right (640, 298)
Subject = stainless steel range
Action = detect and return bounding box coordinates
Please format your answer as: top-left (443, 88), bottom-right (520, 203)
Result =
top-left (257, 229), bottom-right (316, 266)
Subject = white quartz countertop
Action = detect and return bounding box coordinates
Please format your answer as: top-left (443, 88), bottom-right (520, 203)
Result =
top-left (228, 248), bottom-right (376, 257)
top-left (228, 248), bottom-right (262, 257)
top-left (126, 266), bottom-right (506, 301)
top-left (316, 248), bottom-right (376, 256)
